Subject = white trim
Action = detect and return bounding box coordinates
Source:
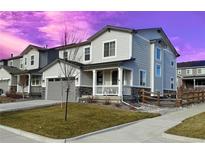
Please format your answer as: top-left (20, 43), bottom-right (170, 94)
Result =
top-left (135, 34), bottom-right (150, 42)
top-left (132, 85), bottom-right (151, 88)
top-left (85, 67), bottom-right (118, 71)
top-left (186, 69), bottom-right (193, 75)
top-left (150, 43), bottom-right (155, 94)
top-left (129, 34), bottom-right (132, 59)
top-left (155, 63), bottom-right (161, 77)
top-left (83, 45), bottom-right (92, 63)
top-left (121, 66), bottom-right (133, 86)
top-left (139, 69), bottom-right (147, 87)
top-left (102, 39), bottom-right (117, 59)
top-left (30, 54), bottom-right (35, 66)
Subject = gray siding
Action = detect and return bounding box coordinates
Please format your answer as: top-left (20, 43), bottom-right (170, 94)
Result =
top-left (130, 34), bottom-right (151, 87)
top-left (39, 52), bottom-right (48, 68)
top-left (177, 67), bottom-right (203, 77)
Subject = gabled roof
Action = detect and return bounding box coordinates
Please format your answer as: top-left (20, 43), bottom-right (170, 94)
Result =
top-left (0, 66), bottom-right (23, 75)
top-left (177, 60), bottom-right (205, 68)
top-left (4, 55), bottom-right (23, 61)
top-left (20, 44), bottom-right (46, 56)
top-left (87, 25), bottom-right (179, 57)
top-left (39, 58), bottom-right (83, 73)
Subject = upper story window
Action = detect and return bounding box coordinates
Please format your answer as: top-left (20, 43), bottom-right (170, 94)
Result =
top-left (155, 48), bottom-right (161, 61)
top-left (186, 69), bottom-right (192, 75)
top-left (177, 70), bottom-right (181, 74)
top-left (63, 52), bottom-right (68, 60)
top-left (171, 60), bottom-right (174, 67)
top-left (10, 61), bottom-right (13, 66)
top-left (104, 41), bottom-right (116, 57)
top-left (197, 68), bottom-right (205, 74)
top-left (170, 77), bottom-right (174, 89)
top-left (31, 55), bottom-right (34, 65)
top-left (20, 59), bottom-right (23, 69)
top-left (84, 47), bottom-right (91, 61)
top-left (25, 58), bottom-right (27, 65)
top-left (155, 64), bottom-right (161, 77)
top-left (139, 70), bottom-right (146, 86)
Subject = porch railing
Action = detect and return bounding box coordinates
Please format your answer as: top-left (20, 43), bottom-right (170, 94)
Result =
top-left (96, 85), bottom-right (118, 95)
top-left (123, 85), bottom-right (132, 95)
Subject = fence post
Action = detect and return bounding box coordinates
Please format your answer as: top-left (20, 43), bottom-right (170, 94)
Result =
top-left (203, 90), bottom-right (205, 102)
top-left (142, 89), bottom-right (145, 103)
top-left (157, 91), bottom-right (160, 106)
top-left (176, 87), bottom-right (182, 107)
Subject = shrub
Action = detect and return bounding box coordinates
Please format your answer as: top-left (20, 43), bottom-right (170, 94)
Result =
top-left (103, 98), bottom-right (111, 105)
top-left (115, 103), bottom-right (122, 108)
top-left (6, 91), bottom-right (23, 99)
top-left (86, 96), bottom-right (96, 103)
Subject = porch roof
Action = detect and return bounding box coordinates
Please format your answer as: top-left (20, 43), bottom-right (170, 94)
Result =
top-left (0, 66), bottom-right (23, 75)
top-left (14, 68), bottom-right (42, 75)
top-left (82, 58), bottom-right (135, 70)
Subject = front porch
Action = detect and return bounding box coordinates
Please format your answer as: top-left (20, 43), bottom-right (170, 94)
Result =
top-left (182, 77), bottom-right (205, 90)
top-left (90, 67), bottom-right (132, 96)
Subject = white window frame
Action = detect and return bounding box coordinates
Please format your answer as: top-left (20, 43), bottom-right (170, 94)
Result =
top-left (139, 69), bottom-right (147, 87)
top-left (170, 77), bottom-right (174, 90)
top-left (155, 47), bottom-right (161, 61)
top-left (155, 64), bottom-right (161, 77)
top-left (102, 39), bottom-right (117, 59)
top-left (83, 46), bottom-right (91, 62)
top-left (177, 69), bottom-right (181, 74)
top-left (20, 59), bottom-right (23, 69)
top-left (186, 69), bottom-right (192, 75)
top-left (9, 60), bottom-right (13, 66)
top-left (30, 55), bottom-right (35, 66)
top-left (63, 51), bottom-right (68, 60)
top-left (24, 57), bottom-right (27, 65)
top-left (31, 76), bottom-right (41, 86)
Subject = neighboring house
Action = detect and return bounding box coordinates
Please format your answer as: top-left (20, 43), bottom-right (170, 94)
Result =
top-left (40, 25), bottom-right (179, 101)
top-left (0, 45), bottom-right (59, 96)
top-left (177, 60), bottom-right (205, 89)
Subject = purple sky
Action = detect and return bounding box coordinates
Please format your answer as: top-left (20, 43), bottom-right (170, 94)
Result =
top-left (0, 11), bottom-right (205, 62)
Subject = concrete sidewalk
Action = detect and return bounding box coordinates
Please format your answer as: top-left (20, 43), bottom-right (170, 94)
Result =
top-left (0, 100), bottom-right (60, 112)
top-left (70, 103), bottom-right (205, 143)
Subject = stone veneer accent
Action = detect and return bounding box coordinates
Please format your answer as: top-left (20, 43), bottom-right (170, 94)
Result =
top-left (76, 86), bottom-right (93, 97)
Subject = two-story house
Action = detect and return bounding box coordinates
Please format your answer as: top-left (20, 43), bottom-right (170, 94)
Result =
top-left (0, 45), bottom-right (59, 96)
top-left (40, 25), bottom-right (179, 101)
top-left (177, 60), bottom-right (205, 89)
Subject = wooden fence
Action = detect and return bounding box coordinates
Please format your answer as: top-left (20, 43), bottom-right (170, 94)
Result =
top-left (140, 88), bottom-right (205, 107)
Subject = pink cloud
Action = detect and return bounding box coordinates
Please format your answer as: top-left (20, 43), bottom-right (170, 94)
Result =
top-left (0, 31), bottom-right (32, 58)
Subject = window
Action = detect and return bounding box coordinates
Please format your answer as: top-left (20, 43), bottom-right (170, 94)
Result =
top-left (104, 41), bottom-right (116, 57)
top-left (20, 59), bottom-right (23, 68)
top-left (155, 64), bottom-right (161, 77)
top-left (63, 52), bottom-right (68, 60)
top-left (186, 69), bottom-right (192, 75)
top-left (10, 61), bottom-right (13, 66)
top-left (31, 55), bottom-right (34, 65)
top-left (84, 47), bottom-right (90, 61)
top-left (139, 70), bottom-right (146, 86)
top-left (171, 61), bottom-right (174, 67)
top-left (177, 70), bottom-right (181, 74)
top-left (97, 71), bottom-right (103, 85)
top-left (155, 48), bottom-right (161, 61)
top-left (170, 77), bottom-right (174, 89)
top-left (197, 68), bottom-right (205, 74)
top-left (25, 58), bottom-right (27, 65)
top-left (31, 76), bottom-right (41, 86)
top-left (112, 70), bottom-right (118, 85)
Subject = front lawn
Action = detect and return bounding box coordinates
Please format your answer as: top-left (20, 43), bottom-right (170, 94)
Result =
top-left (0, 103), bottom-right (159, 139)
top-left (0, 96), bottom-right (16, 103)
top-left (166, 112), bottom-right (205, 139)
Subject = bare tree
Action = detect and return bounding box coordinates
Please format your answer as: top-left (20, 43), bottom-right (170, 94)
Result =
top-left (18, 75), bottom-right (28, 99)
top-left (58, 26), bottom-right (85, 121)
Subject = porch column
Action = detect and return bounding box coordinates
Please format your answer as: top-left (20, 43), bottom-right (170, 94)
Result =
top-left (193, 78), bottom-right (196, 89)
top-left (92, 70), bottom-right (96, 96)
top-left (118, 67), bottom-right (123, 96)
top-left (17, 75), bottom-right (20, 92)
top-left (28, 74), bottom-right (31, 94)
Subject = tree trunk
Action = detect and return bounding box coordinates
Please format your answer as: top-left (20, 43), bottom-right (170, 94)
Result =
top-left (64, 87), bottom-right (69, 121)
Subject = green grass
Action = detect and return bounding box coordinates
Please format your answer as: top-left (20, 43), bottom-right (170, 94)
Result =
top-left (0, 103), bottom-right (159, 139)
top-left (166, 112), bottom-right (205, 139)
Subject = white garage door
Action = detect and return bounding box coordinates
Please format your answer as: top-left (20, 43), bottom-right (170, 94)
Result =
top-left (0, 80), bottom-right (9, 94)
top-left (46, 78), bottom-right (76, 102)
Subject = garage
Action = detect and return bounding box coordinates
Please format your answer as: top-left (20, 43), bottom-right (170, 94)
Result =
top-left (0, 79), bottom-right (9, 95)
top-left (46, 78), bottom-right (77, 102)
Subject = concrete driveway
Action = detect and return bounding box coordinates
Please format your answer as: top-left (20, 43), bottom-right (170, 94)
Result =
top-left (0, 100), bottom-right (60, 112)
top-left (70, 103), bottom-right (205, 143)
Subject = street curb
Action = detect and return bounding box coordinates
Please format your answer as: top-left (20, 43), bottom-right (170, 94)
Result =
top-left (0, 119), bottom-right (144, 143)
top-left (0, 125), bottom-right (64, 143)
top-left (162, 133), bottom-right (205, 143)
